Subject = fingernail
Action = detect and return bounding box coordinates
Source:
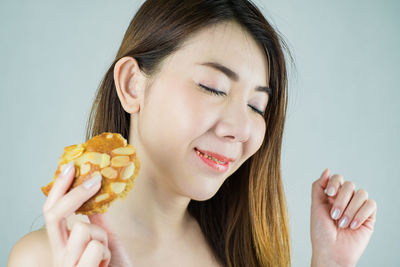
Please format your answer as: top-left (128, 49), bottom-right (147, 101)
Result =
top-left (83, 173), bottom-right (102, 189)
top-left (350, 220), bottom-right (358, 229)
top-left (61, 162), bottom-right (74, 177)
top-left (339, 216), bottom-right (348, 228)
top-left (326, 187), bottom-right (336, 196)
top-left (331, 208), bottom-right (340, 220)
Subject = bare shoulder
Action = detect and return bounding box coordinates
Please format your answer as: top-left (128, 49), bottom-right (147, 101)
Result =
top-left (8, 226), bottom-right (53, 267)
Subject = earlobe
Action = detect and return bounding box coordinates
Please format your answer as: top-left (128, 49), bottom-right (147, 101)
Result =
top-left (113, 56), bottom-right (143, 114)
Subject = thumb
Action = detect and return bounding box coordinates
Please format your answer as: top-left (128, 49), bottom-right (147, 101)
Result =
top-left (312, 168), bottom-right (330, 203)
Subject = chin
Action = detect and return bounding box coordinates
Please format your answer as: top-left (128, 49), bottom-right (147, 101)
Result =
top-left (177, 165), bottom-right (231, 201)
top-left (186, 184), bottom-right (222, 201)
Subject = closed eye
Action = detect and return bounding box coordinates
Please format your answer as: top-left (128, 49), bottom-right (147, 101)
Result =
top-left (198, 83), bottom-right (226, 96)
top-left (197, 83), bottom-right (265, 116)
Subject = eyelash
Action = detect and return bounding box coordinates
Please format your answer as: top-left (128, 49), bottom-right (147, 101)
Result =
top-left (198, 84), bottom-right (265, 116)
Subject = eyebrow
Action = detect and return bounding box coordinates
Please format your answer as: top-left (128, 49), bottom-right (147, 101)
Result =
top-left (198, 62), bottom-right (272, 95)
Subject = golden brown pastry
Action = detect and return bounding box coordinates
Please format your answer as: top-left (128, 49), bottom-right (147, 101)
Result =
top-left (41, 132), bottom-right (140, 215)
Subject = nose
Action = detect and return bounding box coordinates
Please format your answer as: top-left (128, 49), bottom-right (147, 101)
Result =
top-left (214, 102), bottom-right (251, 143)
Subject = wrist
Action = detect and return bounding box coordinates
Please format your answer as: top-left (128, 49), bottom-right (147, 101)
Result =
top-left (311, 253), bottom-right (354, 267)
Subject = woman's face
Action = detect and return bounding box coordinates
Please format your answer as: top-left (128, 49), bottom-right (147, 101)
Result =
top-left (130, 21), bottom-right (269, 201)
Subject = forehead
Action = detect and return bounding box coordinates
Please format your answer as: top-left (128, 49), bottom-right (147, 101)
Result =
top-left (163, 21), bottom-right (269, 86)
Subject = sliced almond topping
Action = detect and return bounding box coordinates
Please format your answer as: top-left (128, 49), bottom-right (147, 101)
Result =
top-left (120, 163), bottom-right (135, 180)
top-left (74, 153), bottom-right (88, 166)
top-left (81, 163), bottom-right (91, 175)
top-left (101, 167), bottom-right (118, 179)
top-left (111, 182), bottom-right (126, 194)
top-left (112, 146), bottom-right (135, 155)
top-left (63, 144), bottom-right (85, 161)
top-left (85, 152), bottom-right (110, 168)
top-left (100, 154), bottom-right (111, 168)
top-left (111, 156), bottom-right (130, 167)
top-left (86, 152), bottom-right (103, 164)
top-left (95, 193), bottom-right (109, 203)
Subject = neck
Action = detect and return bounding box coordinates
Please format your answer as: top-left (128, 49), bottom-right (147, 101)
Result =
top-left (106, 170), bottom-right (193, 241)
top-left (103, 118), bottom-right (196, 245)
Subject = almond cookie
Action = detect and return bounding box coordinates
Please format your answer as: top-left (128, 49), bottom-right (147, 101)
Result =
top-left (41, 132), bottom-right (140, 215)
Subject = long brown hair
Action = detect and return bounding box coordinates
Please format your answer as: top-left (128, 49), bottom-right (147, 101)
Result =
top-left (85, 0), bottom-right (293, 266)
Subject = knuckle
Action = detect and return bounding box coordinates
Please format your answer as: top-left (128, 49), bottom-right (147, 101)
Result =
top-left (92, 224), bottom-right (109, 245)
top-left (98, 229), bottom-right (109, 247)
top-left (42, 203), bottom-right (50, 213)
top-left (343, 181), bottom-right (355, 190)
top-left (43, 210), bottom-right (58, 224)
top-left (332, 173), bottom-right (344, 181)
top-left (101, 230), bottom-right (109, 246)
top-left (367, 199), bottom-right (377, 209)
top-left (88, 239), bottom-right (104, 251)
top-left (74, 221), bottom-right (89, 233)
top-left (356, 188), bottom-right (368, 199)
top-left (330, 173), bottom-right (338, 180)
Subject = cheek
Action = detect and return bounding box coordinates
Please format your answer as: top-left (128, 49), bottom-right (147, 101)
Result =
top-left (141, 78), bottom-right (208, 151)
top-left (238, 118), bottom-right (266, 164)
top-left (167, 85), bottom-right (215, 140)
top-left (251, 120), bottom-right (266, 154)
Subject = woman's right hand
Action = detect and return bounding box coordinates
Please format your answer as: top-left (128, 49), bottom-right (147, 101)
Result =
top-left (42, 161), bottom-right (129, 267)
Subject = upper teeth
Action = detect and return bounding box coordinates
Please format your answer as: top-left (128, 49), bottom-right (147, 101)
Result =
top-left (196, 149), bottom-right (226, 164)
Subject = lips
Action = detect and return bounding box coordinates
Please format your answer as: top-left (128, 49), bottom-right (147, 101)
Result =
top-left (194, 147), bottom-right (235, 163)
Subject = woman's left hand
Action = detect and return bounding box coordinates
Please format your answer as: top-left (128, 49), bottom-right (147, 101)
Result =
top-left (310, 168), bottom-right (377, 267)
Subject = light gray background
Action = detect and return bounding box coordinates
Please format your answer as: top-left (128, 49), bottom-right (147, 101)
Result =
top-left (1, 0), bottom-right (399, 266)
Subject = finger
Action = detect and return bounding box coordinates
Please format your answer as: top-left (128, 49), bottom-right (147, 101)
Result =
top-left (64, 221), bottom-right (109, 267)
top-left (89, 214), bottom-right (132, 266)
top-left (100, 247), bottom-right (111, 267)
top-left (349, 199), bottom-right (377, 230)
top-left (311, 168), bottom-right (330, 202)
top-left (60, 218), bottom-right (69, 248)
top-left (76, 240), bottom-right (108, 267)
top-left (42, 162), bottom-right (76, 252)
top-left (324, 173), bottom-right (344, 197)
top-left (330, 181), bottom-right (356, 220)
top-left (318, 168), bottom-right (330, 188)
top-left (49, 172), bottom-right (102, 221)
top-left (43, 161), bottom-right (75, 213)
top-left (88, 214), bottom-right (114, 234)
top-left (44, 173), bottom-right (102, 252)
top-left (337, 189), bottom-right (368, 228)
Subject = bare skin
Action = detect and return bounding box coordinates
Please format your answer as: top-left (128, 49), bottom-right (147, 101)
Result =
top-left (8, 20), bottom-right (377, 267)
top-left (8, 21), bottom-right (268, 266)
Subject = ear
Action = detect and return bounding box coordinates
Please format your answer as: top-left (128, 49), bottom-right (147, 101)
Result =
top-left (113, 56), bottom-right (146, 114)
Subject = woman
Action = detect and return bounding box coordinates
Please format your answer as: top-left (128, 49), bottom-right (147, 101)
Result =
top-left (8, 0), bottom-right (377, 266)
